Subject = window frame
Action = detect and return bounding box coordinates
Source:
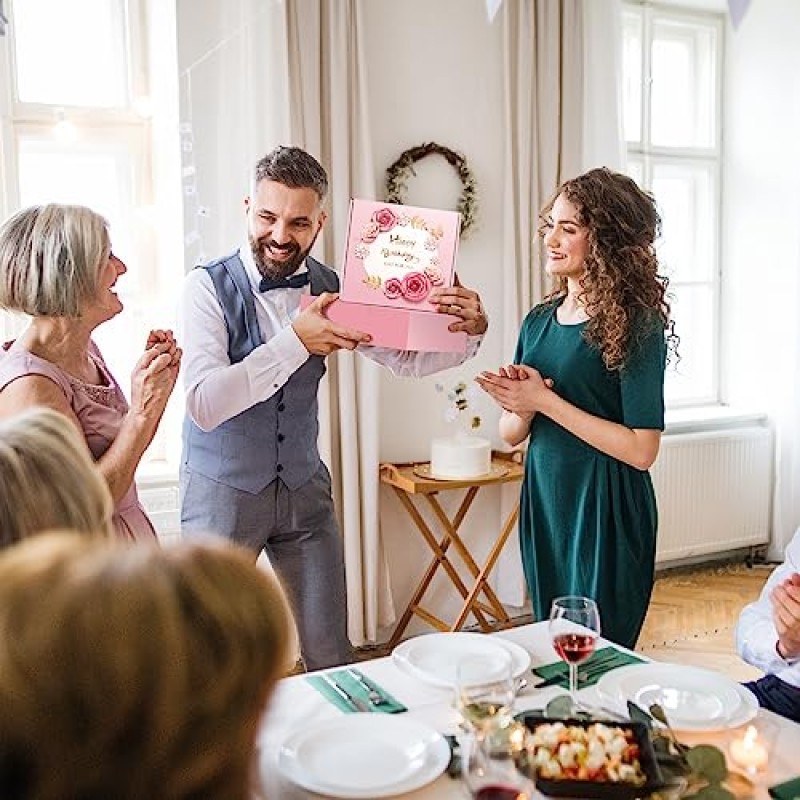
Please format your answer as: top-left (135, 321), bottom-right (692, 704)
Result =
top-left (0, 0), bottom-right (182, 473)
top-left (623, 0), bottom-right (725, 409)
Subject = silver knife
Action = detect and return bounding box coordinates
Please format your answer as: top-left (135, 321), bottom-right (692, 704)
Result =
top-left (321, 673), bottom-right (369, 712)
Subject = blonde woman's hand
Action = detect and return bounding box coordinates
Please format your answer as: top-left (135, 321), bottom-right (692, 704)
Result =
top-left (146, 329), bottom-right (181, 368)
top-left (129, 340), bottom-right (181, 428)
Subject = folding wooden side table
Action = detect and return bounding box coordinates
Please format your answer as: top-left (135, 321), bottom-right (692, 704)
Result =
top-left (379, 450), bottom-right (525, 649)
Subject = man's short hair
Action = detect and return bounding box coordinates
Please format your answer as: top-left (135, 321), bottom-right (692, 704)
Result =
top-left (253, 146), bottom-right (329, 202)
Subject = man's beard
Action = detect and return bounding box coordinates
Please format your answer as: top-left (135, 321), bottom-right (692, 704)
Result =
top-left (249, 232), bottom-right (318, 280)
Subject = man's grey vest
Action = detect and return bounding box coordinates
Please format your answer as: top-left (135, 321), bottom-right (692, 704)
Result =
top-left (181, 252), bottom-right (339, 493)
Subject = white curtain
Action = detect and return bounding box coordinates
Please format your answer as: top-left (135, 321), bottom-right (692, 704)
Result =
top-left (492, 0), bottom-right (625, 608)
top-left (284, 0), bottom-right (395, 645)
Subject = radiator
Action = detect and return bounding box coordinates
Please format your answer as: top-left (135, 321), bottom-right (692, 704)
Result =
top-left (652, 425), bottom-right (773, 564)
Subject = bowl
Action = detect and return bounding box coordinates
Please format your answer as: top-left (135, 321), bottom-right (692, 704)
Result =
top-left (517, 713), bottom-right (666, 800)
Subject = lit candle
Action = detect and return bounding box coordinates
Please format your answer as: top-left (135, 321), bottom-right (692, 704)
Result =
top-left (729, 725), bottom-right (769, 772)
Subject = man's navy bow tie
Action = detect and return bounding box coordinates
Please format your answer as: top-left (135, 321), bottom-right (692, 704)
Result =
top-left (259, 272), bottom-right (311, 292)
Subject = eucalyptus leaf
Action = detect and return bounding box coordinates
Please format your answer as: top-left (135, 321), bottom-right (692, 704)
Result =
top-left (685, 785), bottom-right (735, 800)
top-left (545, 695), bottom-right (574, 719)
top-left (649, 703), bottom-right (670, 726)
top-left (650, 703), bottom-right (689, 755)
top-left (686, 745), bottom-right (728, 784)
top-left (627, 700), bottom-right (654, 728)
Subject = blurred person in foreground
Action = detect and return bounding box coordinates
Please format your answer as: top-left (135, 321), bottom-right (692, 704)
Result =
top-left (0, 531), bottom-right (291, 800)
top-left (737, 528), bottom-right (800, 722)
top-left (0, 407), bottom-right (113, 547)
top-left (0, 203), bottom-right (181, 541)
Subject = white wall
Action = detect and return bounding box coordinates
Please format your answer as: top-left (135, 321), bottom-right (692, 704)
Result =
top-left (361, 0), bottom-right (517, 637)
top-left (721, 0), bottom-right (800, 553)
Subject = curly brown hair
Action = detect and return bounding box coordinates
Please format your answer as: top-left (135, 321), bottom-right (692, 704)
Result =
top-left (539, 167), bottom-right (678, 370)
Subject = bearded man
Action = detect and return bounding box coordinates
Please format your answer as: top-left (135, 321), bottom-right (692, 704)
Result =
top-left (179, 146), bottom-right (487, 670)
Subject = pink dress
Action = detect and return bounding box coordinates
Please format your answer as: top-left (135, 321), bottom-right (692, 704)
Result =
top-left (0, 340), bottom-right (157, 541)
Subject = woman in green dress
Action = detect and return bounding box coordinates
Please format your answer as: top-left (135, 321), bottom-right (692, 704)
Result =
top-left (477, 168), bottom-right (676, 647)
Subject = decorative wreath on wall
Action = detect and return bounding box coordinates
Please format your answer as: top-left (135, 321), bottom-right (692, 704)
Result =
top-left (384, 142), bottom-right (478, 237)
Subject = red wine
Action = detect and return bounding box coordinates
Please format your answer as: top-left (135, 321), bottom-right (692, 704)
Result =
top-left (475, 783), bottom-right (528, 800)
top-left (475, 785), bottom-right (528, 800)
top-left (552, 633), bottom-right (597, 664)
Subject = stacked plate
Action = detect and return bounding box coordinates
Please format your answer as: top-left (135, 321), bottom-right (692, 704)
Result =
top-left (391, 631), bottom-right (532, 688)
top-left (596, 663), bottom-right (759, 732)
top-left (276, 715), bottom-right (450, 798)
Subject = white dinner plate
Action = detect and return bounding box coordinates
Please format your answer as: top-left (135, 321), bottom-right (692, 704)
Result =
top-left (597, 663), bottom-right (759, 732)
top-left (276, 714), bottom-right (449, 798)
top-left (392, 632), bottom-right (532, 689)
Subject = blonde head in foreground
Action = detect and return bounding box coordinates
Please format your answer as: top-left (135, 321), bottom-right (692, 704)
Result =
top-left (0, 407), bottom-right (113, 547)
top-left (0, 532), bottom-right (291, 800)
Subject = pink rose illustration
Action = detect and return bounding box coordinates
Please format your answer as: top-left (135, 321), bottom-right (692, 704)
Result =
top-left (383, 277), bottom-right (403, 300)
top-left (361, 221), bottom-right (380, 243)
top-left (372, 207), bottom-right (398, 232)
top-left (402, 271), bottom-right (431, 302)
top-left (424, 265), bottom-right (444, 286)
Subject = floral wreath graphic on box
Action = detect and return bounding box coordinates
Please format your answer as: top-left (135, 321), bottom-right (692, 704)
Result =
top-left (354, 206), bottom-right (446, 302)
top-left (342, 198), bottom-right (460, 312)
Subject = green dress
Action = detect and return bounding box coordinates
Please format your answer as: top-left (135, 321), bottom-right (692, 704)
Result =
top-left (514, 300), bottom-right (666, 648)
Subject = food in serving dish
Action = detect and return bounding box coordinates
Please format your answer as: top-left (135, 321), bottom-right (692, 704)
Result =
top-left (516, 714), bottom-right (665, 800)
top-left (527, 721), bottom-right (647, 784)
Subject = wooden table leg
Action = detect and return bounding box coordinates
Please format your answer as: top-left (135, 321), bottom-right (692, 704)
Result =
top-left (451, 503), bottom-right (520, 630)
top-left (426, 495), bottom-right (511, 627)
top-left (387, 487), bottom-right (490, 649)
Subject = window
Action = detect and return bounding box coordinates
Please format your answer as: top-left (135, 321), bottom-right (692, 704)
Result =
top-left (622, 2), bottom-right (724, 407)
top-left (0, 0), bottom-right (182, 472)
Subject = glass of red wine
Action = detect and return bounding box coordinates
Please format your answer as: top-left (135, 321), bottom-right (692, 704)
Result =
top-left (461, 728), bottom-right (536, 800)
top-left (548, 595), bottom-right (601, 707)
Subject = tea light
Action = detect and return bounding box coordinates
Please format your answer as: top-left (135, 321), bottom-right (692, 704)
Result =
top-left (729, 725), bottom-right (769, 772)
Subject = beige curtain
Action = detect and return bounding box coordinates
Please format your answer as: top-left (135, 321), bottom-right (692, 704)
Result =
top-left (284, 0), bottom-right (394, 646)
top-left (493, 0), bottom-right (625, 608)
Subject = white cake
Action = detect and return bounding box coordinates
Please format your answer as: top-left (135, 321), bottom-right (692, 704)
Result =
top-left (430, 435), bottom-right (491, 479)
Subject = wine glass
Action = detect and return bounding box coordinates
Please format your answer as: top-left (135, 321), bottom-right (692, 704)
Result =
top-left (455, 648), bottom-right (516, 735)
top-left (461, 724), bottom-right (536, 800)
top-left (548, 595), bottom-right (601, 707)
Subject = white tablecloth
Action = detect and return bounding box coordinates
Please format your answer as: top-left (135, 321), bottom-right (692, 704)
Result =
top-left (257, 622), bottom-right (800, 799)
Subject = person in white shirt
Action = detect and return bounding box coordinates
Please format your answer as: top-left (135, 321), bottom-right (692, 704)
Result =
top-left (736, 528), bottom-right (800, 722)
top-left (179, 146), bottom-right (488, 670)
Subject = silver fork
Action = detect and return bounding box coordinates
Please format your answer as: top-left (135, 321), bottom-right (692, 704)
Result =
top-left (346, 668), bottom-right (386, 706)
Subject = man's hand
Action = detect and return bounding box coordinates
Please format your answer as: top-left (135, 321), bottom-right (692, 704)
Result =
top-left (292, 292), bottom-right (372, 356)
top-left (773, 572), bottom-right (800, 659)
top-left (430, 275), bottom-right (488, 336)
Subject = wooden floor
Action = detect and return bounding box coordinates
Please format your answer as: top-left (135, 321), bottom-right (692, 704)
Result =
top-left (352, 561), bottom-right (772, 681)
top-left (636, 561), bottom-right (770, 681)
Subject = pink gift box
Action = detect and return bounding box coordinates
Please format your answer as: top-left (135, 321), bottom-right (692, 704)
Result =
top-left (307, 198), bottom-right (465, 352)
top-left (300, 295), bottom-right (467, 352)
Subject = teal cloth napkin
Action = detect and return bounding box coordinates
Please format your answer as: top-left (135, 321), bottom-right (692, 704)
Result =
top-left (532, 646), bottom-right (645, 690)
top-left (770, 776), bottom-right (800, 800)
top-left (307, 668), bottom-right (407, 713)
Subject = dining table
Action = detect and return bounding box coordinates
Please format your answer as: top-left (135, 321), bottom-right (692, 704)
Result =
top-left (256, 621), bottom-right (800, 799)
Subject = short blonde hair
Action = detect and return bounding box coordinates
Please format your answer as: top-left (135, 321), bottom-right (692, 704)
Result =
top-left (0, 532), bottom-right (291, 800)
top-left (0, 204), bottom-right (110, 316)
top-left (0, 408), bottom-right (113, 547)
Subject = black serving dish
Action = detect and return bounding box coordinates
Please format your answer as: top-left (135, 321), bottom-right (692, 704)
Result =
top-left (517, 713), bottom-right (666, 799)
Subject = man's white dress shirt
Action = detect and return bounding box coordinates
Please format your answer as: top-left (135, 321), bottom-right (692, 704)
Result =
top-left (179, 245), bottom-right (481, 432)
top-left (736, 528), bottom-right (800, 688)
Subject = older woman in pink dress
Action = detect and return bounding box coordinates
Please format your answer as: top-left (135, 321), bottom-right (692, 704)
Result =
top-left (0, 204), bottom-right (181, 541)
